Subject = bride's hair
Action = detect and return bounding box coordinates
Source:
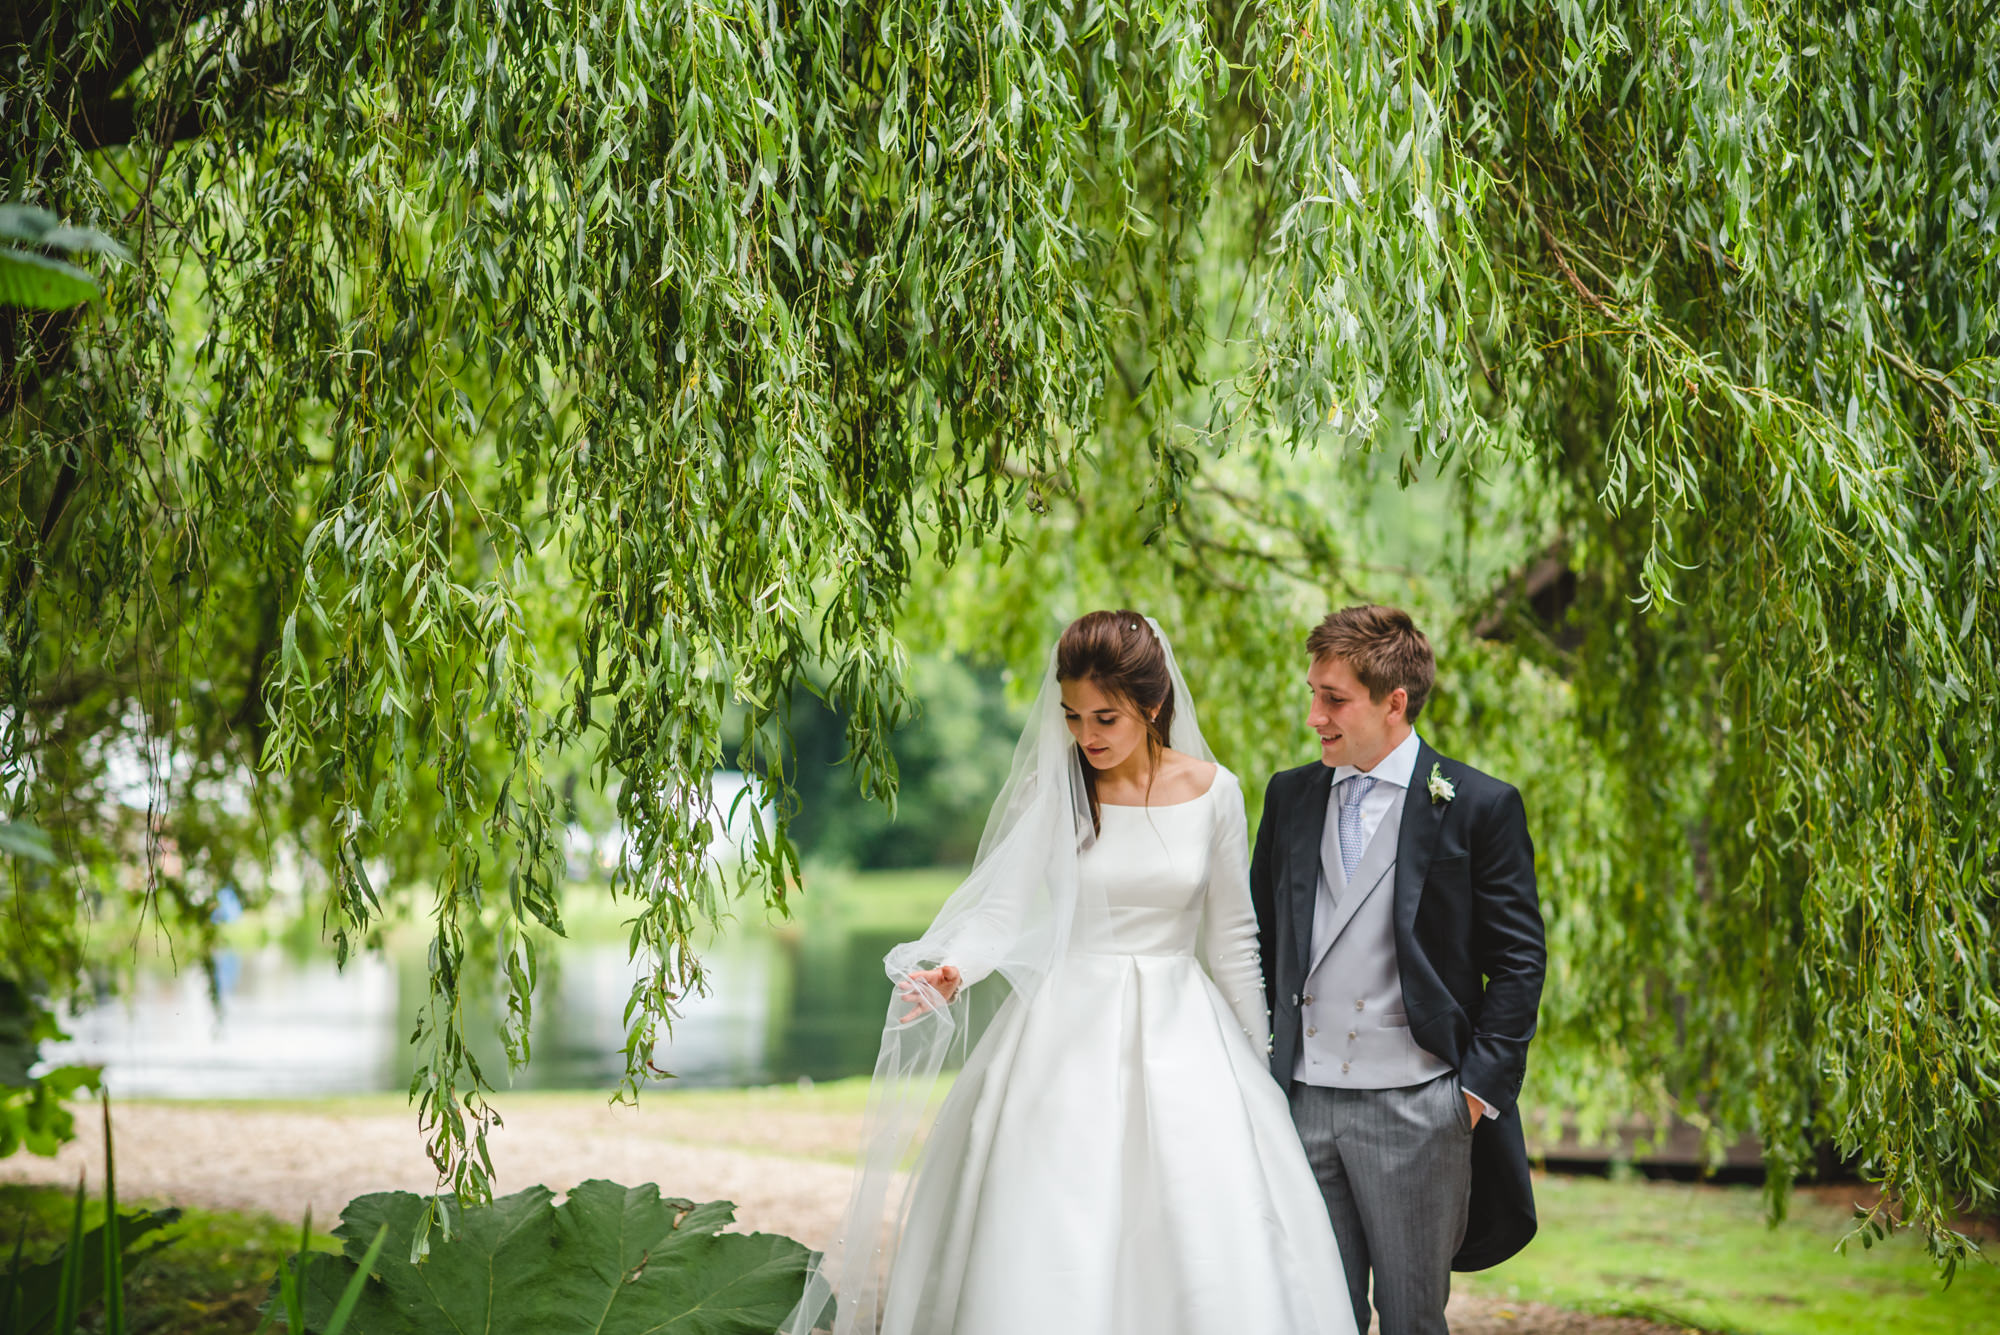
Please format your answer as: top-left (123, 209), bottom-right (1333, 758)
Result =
top-left (1057, 610), bottom-right (1176, 832)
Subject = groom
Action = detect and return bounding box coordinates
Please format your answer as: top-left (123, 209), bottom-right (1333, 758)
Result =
top-left (1251, 606), bottom-right (1544, 1335)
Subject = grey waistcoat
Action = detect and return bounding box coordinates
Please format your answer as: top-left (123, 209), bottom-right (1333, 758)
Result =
top-left (1293, 783), bottom-right (1454, 1089)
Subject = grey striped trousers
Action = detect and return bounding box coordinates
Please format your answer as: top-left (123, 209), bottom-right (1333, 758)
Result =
top-left (1288, 1073), bottom-right (1475, 1335)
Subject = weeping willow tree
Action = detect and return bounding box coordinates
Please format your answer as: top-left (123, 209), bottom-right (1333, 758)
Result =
top-left (913, 0), bottom-right (2000, 1269)
top-left (5, 0), bottom-right (1996, 1266)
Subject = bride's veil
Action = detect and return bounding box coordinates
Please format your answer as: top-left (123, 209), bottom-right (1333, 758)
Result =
top-left (781, 616), bottom-right (1212, 1334)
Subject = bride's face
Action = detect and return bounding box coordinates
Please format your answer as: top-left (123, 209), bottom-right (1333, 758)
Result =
top-left (1060, 677), bottom-right (1152, 771)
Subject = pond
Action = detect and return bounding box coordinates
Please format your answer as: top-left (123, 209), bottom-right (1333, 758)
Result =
top-left (43, 869), bottom-right (983, 1098)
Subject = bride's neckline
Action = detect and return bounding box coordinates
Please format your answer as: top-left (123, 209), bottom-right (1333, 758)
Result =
top-left (1097, 767), bottom-right (1222, 810)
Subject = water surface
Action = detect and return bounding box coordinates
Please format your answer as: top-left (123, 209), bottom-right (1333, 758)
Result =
top-left (45, 871), bottom-right (968, 1098)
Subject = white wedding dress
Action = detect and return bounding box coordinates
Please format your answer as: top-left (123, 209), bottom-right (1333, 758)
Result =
top-left (877, 766), bottom-right (1356, 1335)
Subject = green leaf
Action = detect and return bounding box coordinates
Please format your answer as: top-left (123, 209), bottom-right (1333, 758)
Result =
top-left (35, 226), bottom-right (131, 260)
top-left (0, 205), bottom-right (130, 260)
top-left (0, 822), bottom-right (56, 865)
top-left (320, 1223), bottom-right (389, 1335)
top-left (0, 249), bottom-right (99, 310)
top-left (0, 204), bottom-right (61, 243)
top-left (54, 1178), bottom-right (84, 1335)
top-left (100, 1093), bottom-right (123, 1335)
top-left (289, 1183), bottom-right (816, 1335)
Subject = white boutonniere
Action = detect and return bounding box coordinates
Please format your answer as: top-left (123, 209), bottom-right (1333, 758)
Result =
top-left (1427, 762), bottom-right (1455, 805)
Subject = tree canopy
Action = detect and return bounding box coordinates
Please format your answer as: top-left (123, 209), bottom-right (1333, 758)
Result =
top-left (6, 0), bottom-right (1996, 1266)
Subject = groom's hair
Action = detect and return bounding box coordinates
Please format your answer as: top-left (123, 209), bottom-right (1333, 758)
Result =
top-left (1307, 605), bottom-right (1435, 722)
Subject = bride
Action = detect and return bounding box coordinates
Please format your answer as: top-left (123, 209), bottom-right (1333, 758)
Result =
top-left (785, 611), bottom-right (1355, 1334)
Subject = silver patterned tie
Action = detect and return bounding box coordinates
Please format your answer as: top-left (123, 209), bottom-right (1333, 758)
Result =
top-left (1338, 775), bottom-right (1377, 881)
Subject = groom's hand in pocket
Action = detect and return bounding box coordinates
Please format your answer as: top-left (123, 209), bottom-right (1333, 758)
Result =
top-left (1464, 1090), bottom-right (1489, 1125)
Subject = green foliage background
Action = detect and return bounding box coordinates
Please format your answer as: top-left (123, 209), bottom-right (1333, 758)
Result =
top-left (4, 0), bottom-right (1996, 1266)
top-left (776, 657), bottom-right (1024, 871)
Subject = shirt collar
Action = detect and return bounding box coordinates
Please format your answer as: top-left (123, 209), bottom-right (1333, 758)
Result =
top-left (1331, 728), bottom-right (1423, 791)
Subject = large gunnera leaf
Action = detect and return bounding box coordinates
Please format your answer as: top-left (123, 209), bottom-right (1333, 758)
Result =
top-left (286, 1181), bottom-right (818, 1334)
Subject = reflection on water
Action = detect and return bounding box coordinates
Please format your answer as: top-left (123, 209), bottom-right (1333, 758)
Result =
top-left (53, 948), bottom-right (405, 1098)
top-left (44, 882), bottom-right (974, 1098)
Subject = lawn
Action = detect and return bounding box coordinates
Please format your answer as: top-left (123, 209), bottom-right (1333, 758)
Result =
top-left (0, 1182), bottom-right (335, 1334)
top-left (7, 1105), bottom-right (1996, 1334)
top-left (176, 865), bottom-right (969, 961)
top-left (137, 1081), bottom-right (2000, 1334)
top-left (177, 1076), bottom-right (885, 1129)
top-left (1463, 1172), bottom-right (1999, 1335)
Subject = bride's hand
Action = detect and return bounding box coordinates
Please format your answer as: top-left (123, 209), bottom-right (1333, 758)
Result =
top-left (898, 965), bottom-right (962, 1021)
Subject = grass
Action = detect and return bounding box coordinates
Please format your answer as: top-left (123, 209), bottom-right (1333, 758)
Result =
top-left (760, 865), bottom-right (968, 937)
top-left (139, 864), bottom-right (970, 967)
top-left (14, 1165), bottom-right (1992, 1335)
top-left (1461, 1172), bottom-right (2000, 1335)
top-left (11, 1089), bottom-right (1998, 1333)
top-left (166, 1075), bottom-right (885, 1122)
top-left (0, 1183), bottom-right (338, 1335)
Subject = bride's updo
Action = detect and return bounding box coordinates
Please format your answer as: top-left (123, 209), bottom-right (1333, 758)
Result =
top-left (1057, 610), bottom-right (1176, 829)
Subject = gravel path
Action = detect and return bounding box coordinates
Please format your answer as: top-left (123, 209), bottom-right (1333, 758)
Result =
top-left (0, 1100), bottom-right (1679, 1335)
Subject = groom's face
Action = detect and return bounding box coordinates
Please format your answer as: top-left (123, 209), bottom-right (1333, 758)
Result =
top-left (1307, 655), bottom-right (1408, 771)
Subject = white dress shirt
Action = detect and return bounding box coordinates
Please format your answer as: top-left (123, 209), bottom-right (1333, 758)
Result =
top-left (1328, 729), bottom-right (1497, 1120)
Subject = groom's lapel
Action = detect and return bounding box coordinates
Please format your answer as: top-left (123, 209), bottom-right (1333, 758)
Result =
top-left (1394, 740), bottom-right (1447, 938)
top-left (1288, 764), bottom-right (1335, 985)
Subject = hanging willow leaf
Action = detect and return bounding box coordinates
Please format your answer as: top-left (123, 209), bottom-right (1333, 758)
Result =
top-left (0, 251), bottom-right (100, 312)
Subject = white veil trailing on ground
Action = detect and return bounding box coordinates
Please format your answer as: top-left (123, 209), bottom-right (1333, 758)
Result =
top-left (781, 616), bottom-right (1213, 1335)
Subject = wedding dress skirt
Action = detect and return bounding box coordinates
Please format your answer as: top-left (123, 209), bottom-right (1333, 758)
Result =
top-left (878, 771), bottom-right (1355, 1335)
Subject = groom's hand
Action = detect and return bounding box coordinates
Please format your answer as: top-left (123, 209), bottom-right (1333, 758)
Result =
top-left (1464, 1090), bottom-right (1489, 1124)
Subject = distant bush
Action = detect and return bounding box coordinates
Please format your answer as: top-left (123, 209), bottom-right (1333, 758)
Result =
top-left (775, 654), bottom-right (1021, 870)
top-left (0, 974), bottom-right (100, 1162)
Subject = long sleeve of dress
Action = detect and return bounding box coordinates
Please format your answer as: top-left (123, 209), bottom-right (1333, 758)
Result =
top-left (1198, 768), bottom-right (1272, 1056)
top-left (893, 772), bottom-right (1064, 993)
